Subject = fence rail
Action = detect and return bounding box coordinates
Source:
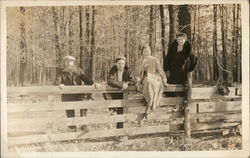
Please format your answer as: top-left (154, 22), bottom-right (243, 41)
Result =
top-left (7, 84), bottom-right (242, 147)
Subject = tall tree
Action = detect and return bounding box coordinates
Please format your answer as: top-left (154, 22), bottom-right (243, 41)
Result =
top-left (149, 6), bottom-right (154, 53)
top-left (220, 4), bottom-right (228, 82)
top-left (232, 4), bottom-right (238, 82)
top-left (160, 5), bottom-right (166, 57)
top-left (124, 6), bottom-right (130, 66)
top-left (168, 5), bottom-right (177, 45)
top-left (19, 7), bottom-right (27, 86)
top-left (66, 10), bottom-right (74, 55)
top-left (237, 4), bottom-right (241, 82)
top-left (178, 5), bottom-right (191, 41)
top-left (213, 4), bottom-right (219, 81)
top-left (85, 6), bottom-right (91, 76)
top-left (90, 6), bottom-right (96, 81)
top-left (52, 7), bottom-right (62, 75)
top-left (79, 6), bottom-right (84, 69)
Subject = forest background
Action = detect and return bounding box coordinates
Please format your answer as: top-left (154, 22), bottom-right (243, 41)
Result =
top-left (6, 4), bottom-right (242, 86)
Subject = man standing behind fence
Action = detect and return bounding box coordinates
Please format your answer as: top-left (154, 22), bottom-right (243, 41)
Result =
top-left (53, 55), bottom-right (100, 132)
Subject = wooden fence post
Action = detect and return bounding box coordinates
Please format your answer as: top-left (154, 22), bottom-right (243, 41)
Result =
top-left (184, 72), bottom-right (192, 139)
top-left (47, 95), bottom-right (56, 138)
top-left (120, 91), bottom-right (129, 141)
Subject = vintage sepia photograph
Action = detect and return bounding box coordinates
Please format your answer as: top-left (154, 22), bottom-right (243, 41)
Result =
top-left (1, 0), bottom-right (249, 158)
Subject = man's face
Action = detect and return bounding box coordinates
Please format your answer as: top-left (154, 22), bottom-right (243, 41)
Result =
top-left (64, 60), bottom-right (74, 68)
top-left (177, 36), bottom-right (186, 46)
top-left (116, 59), bottom-right (126, 71)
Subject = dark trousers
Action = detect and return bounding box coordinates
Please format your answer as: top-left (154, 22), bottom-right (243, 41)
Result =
top-left (103, 93), bottom-right (124, 129)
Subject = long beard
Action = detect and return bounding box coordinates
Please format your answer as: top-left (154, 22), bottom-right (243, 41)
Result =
top-left (63, 65), bottom-right (77, 73)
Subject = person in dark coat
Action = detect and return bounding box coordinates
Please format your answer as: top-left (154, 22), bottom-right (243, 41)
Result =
top-left (104, 56), bottom-right (134, 128)
top-left (54, 55), bottom-right (100, 131)
top-left (163, 33), bottom-right (192, 84)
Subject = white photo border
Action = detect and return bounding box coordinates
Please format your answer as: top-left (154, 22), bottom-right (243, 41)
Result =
top-left (1, 0), bottom-right (249, 158)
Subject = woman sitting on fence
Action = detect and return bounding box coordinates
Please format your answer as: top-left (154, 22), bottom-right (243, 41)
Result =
top-left (135, 45), bottom-right (168, 120)
top-left (54, 55), bottom-right (100, 132)
top-left (103, 56), bottom-right (134, 128)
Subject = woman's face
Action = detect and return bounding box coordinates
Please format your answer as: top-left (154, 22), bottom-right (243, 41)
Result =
top-left (142, 47), bottom-right (151, 57)
top-left (64, 60), bottom-right (74, 68)
top-left (177, 36), bottom-right (186, 46)
top-left (116, 59), bottom-right (126, 71)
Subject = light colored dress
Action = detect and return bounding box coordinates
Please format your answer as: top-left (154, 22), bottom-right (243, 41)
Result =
top-left (135, 56), bottom-right (167, 114)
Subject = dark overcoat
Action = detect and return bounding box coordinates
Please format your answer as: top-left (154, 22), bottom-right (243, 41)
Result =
top-left (163, 40), bottom-right (192, 84)
top-left (54, 67), bottom-right (94, 101)
top-left (104, 66), bottom-right (133, 100)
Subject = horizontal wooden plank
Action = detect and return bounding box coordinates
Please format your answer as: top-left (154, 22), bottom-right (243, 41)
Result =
top-left (8, 112), bottom-right (184, 133)
top-left (193, 112), bottom-right (242, 123)
top-left (195, 101), bottom-right (241, 113)
top-left (192, 111), bottom-right (242, 118)
top-left (8, 124), bottom-right (183, 145)
top-left (128, 105), bottom-right (184, 114)
top-left (7, 84), bottom-right (184, 97)
top-left (192, 87), bottom-right (241, 100)
top-left (191, 122), bottom-right (240, 131)
top-left (8, 97), bottom-right (184, 113)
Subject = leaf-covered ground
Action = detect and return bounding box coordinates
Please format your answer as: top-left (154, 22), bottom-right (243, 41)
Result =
top-left (9, 132), bottom-right (242, 152)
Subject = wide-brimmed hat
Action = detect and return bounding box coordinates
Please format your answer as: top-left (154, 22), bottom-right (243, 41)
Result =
top-left (63, 55), bottom-right (75, 61)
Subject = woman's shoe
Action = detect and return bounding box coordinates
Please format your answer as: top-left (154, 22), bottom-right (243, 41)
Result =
top-left (142, 113), bottom-right (148, 120)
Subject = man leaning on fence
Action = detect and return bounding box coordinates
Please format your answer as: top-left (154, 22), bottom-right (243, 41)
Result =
top-left (53, 55), bottom-right (100, 132)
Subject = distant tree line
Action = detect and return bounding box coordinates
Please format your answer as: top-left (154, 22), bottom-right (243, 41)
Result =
top-left (6, 4), bottom-right (241, 86)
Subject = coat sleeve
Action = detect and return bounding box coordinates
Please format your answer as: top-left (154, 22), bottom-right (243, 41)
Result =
top-left (107, 71), bottom-right (124, 89)
top-left (184, 40), bottom-right (192, 58)
top-left (53, 72), bottom-right (62, 86)
top-left (79, 69), bottom-right (94, 85)
top-left (128, 71), bottom-right (135, 82)
top-left (163, 46), bottom-right (172, 72)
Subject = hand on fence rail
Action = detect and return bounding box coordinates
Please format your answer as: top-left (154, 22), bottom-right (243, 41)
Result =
top-left (163, 82), bottom-right (169, 87)
top-left (122, 83), bottom-right (129, 90)
top-left (93, 83), bottom-right (101, 89)
top-left (58, 84), bottom-right (65, 89)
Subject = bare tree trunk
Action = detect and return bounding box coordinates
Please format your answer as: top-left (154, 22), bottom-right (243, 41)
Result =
top-left (160, 5), bottom-right (166, 57)
top-left (197, 6), bottom-right (202, 81)
top-left (84, 6), bottom-right (91, 76)
top-left (79, 6), bottom-right (84, 69)
top-left (52, 7), bottom-right (62, 76)
top-left (124, 6), bottom-right (130, 67)
top-left (178, 5), bottom-right (191, 41)
top-left (220, 5), bottom-right (228, 83)
top-left (205, 31), bottom-right (210, 81)
top-left (67, 12), bottom-right (74, 55)
top-left (19, 7), bottom-right (27, 86)
top-left (168, 5), bottom-right (177, 45)
top-left (90, 6), bottom-right (96, 81)
top-left (191, 5), bottom-right (196, 46)
top-left (213, 4), bottom-right (219, 81)
top-left (237, 4), bottom-right (241, 82)
top-left (149, 6), bottom-right (154, 53)
top-left (232, 4), bottom-right (237, 82)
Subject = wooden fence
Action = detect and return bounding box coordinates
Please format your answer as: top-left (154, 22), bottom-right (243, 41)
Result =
top-left (7, 84), bottom-right (242, 147)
